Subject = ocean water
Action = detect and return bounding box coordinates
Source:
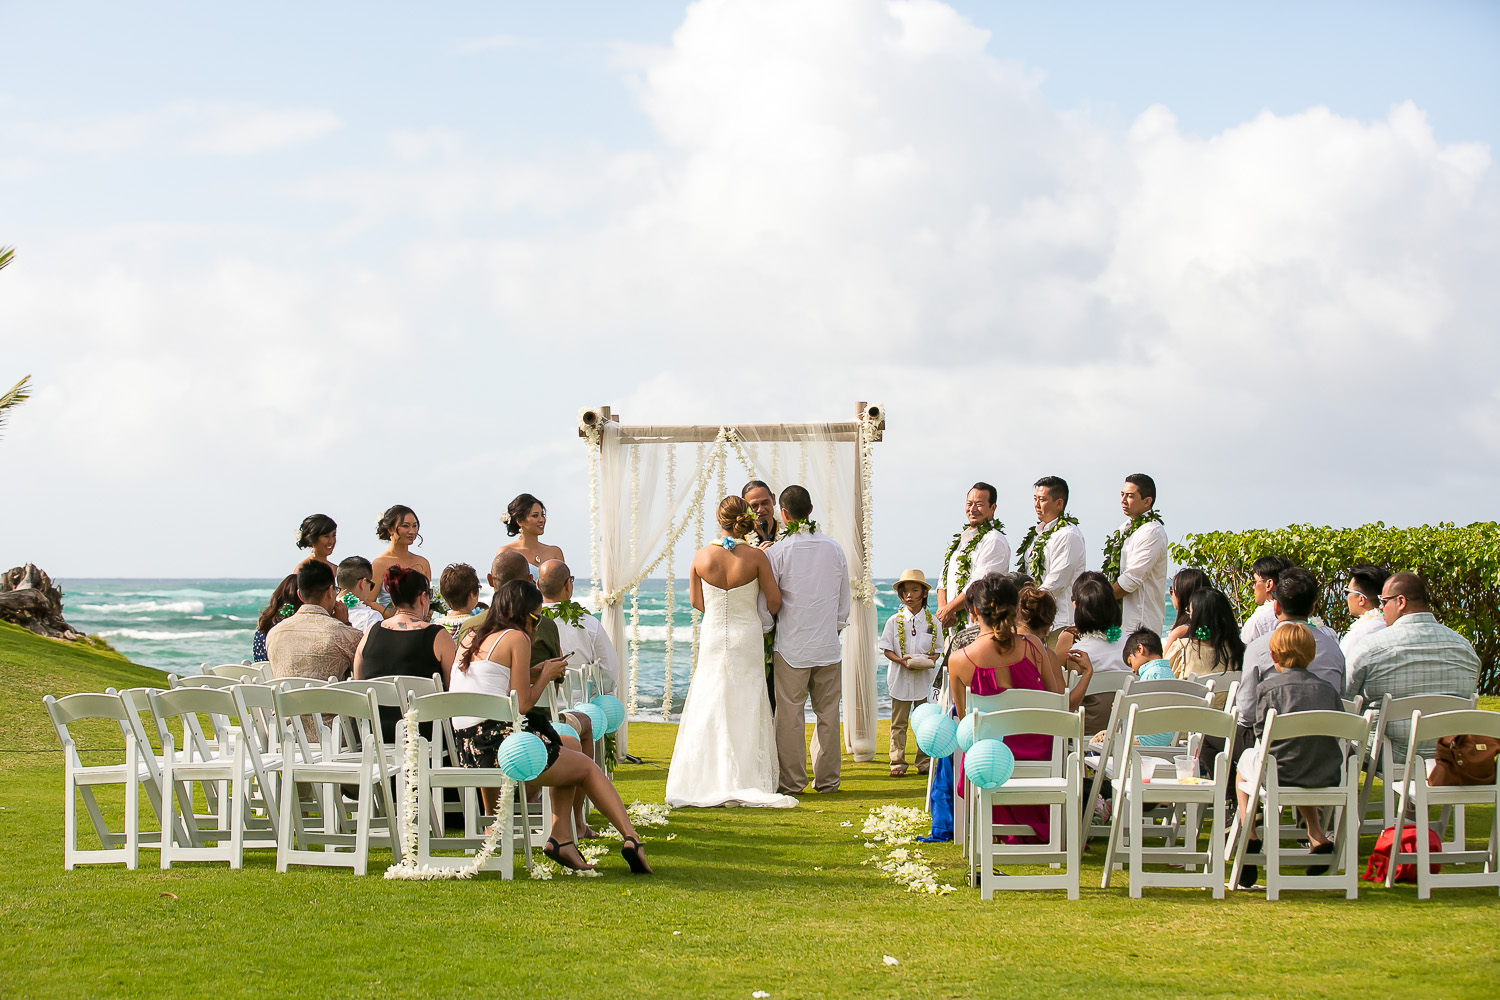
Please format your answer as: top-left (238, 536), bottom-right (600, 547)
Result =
top-left (59, 578), bottom-right (1175, 717)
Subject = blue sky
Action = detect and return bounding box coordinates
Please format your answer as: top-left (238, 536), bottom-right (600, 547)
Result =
top-left (1, 0), bottom-right (1497, 577)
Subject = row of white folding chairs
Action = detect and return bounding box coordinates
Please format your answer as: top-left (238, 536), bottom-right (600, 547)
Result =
top-left (1356, 691), bottom-right (1480, 837)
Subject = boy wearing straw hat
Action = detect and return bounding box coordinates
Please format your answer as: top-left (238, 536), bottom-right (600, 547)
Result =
top-left (879, 570), bottom-right (945, 777)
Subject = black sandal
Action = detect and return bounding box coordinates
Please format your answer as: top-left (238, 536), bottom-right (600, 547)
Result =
top-left (1306, 841), bottom-right (1336, 876)
top-left (620, 835), bottom-right (654, 875)
top-left (544, 837), bottom-right (593, 871)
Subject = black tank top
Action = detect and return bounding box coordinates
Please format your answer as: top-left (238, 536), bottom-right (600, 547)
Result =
top-left (360, 623), bottom-right (443, 741)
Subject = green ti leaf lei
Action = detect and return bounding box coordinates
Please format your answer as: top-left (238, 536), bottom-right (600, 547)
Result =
top-left (896, 608), bottom-right (939, 661)
top-left (539, 599), bottom-right (589, 628)
top-left (781, 518), bottom-right (818, 537)
top-left (1014, 513), bottom-right (1080, 581)
top-left (1101, 509), bottom-right (1164, 583)
top-left (940, 519), bottom-right (1004, 628)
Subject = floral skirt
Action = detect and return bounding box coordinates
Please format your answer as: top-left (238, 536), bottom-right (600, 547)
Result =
top-left (454, 709), bottom-right (562, 773)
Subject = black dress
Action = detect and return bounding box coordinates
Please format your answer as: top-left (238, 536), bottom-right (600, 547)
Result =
top-left (359, 623), bottom-right (444, 743)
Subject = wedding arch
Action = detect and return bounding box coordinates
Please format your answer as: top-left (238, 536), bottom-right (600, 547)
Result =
top-left (578, 402), bottom-right (886, 761)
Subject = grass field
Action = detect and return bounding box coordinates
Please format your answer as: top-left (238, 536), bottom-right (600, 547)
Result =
top-left (2, 620), bottom-right (1496, 999)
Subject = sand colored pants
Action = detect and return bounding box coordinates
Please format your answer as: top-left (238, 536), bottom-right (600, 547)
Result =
top-left (888, 698), bottom-right (931, 771)
top-left (773, 652), bottom-right (842, 794)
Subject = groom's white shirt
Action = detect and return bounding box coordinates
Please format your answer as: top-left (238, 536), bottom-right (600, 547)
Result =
top-left (767, 530), bottom-right (850, 668)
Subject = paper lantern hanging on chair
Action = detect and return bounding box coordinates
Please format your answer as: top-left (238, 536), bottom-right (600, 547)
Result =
top-left (552, 721), bottom-right (579, 743)
top-left (589, 694), bottom-right (625, 733)
top-left (956, 714), bottom-right (976, 753)
top-left (571, 701), bottom-right (607, 737)
top-left (964, 738), bottom-right (1016, 789)
top-left (914, 712), bottom-right (959, 758)
top-left (498, 732), bottom-right (550, 782)
top-left (910, 702), bottom-right (942, 728)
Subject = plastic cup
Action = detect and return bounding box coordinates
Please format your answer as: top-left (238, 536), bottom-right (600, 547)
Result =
top-left (1138, 757), bottom-right (1159, 781)
top-left (1174, 754), bottom-right (1194, 781)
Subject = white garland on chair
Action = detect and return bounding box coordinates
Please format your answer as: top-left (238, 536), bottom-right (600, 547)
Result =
top-left (385, 707), bottom-right (516, 881)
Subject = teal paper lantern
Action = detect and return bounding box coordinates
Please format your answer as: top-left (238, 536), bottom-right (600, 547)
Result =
top-left (964, 738), bottom-right (1016, 789)
top-left (956, 714), bottom-right (976, 753)
top-left (910, 702), bottom-right (942, 727)
top-left (571, 702), bottom-right (607, 737)
top-left (498, 731), bottom-right (550, 782)
top-left (590, 694), bottom-right (626, 733)
top-left (914, 712), bottom-right (959, 759)
top-left (552, 721), bottom-right (579, 743)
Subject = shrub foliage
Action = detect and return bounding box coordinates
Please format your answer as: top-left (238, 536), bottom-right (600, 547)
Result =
top-left (1171, 522), bottom-right (1500, 694)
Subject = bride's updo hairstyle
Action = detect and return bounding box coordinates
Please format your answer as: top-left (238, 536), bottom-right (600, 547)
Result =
top-left (716, 496), bottom-right (757, 538)
top-left (967, 572), bottom-right (1020, 653)
top-left (505, 493), bottom-right (545, 538)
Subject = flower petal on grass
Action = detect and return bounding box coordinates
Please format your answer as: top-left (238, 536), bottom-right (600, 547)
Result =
top-left (883, 956), bottom-right (900, 966)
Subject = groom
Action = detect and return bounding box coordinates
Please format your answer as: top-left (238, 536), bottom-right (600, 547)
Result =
top-left (767, 485), bottom-right (851, 795)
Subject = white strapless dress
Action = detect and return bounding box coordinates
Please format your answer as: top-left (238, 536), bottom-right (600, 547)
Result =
top-left (665, 580), bottom-right (798, 809)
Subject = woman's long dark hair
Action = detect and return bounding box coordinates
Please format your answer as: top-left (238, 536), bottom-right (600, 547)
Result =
top-left (1186, 588), bottom-right (1245, 671)
top-left (457, 579), bottom-right (543, 672)
top-left (967, 573), bottom-right (1020, 654)
top-left (257, 574), bottom-right (302, 633)
top-left (1170, 567), bottom-right (1211, 621)
top-left (1073, 578), bottom-right (1121, 634)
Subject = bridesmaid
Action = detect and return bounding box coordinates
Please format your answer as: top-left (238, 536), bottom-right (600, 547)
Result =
top-left (497, 493), bottom-right (564, 569)
top-left (371, 505), bottom-right (433, 609)
top-left (296, 514), bottom-right (338, 573)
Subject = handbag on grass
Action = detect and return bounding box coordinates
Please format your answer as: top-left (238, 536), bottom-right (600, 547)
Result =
top-left (1364, 826), bottom-right (1442, 884)
top-left (1430, 735), bottom-right (1500, 786)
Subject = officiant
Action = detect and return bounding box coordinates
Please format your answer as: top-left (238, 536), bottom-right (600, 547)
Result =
top-left (743, 479), bottom-right (781, 711)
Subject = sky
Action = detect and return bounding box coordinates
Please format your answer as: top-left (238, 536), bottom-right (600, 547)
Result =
top-left (1, 0), bottom-right (1497, 581)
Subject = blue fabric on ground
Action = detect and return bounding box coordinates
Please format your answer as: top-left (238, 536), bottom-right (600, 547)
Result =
top-left (918, 754), bottom-right (954, 842)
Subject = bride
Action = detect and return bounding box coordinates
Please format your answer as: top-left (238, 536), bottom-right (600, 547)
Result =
top-left (665, 496), bottom-right (798, 809)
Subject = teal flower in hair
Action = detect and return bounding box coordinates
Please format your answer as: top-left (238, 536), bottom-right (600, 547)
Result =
top-left (1106, 626), bottom-right (1121, 643)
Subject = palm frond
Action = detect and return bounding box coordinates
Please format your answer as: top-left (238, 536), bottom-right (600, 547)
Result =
top-left (0, 375), bottom-right (33, 438)
top-left (0, 247), bottom-right (12, 271)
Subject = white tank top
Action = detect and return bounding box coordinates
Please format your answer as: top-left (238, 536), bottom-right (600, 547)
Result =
top-left (450, 629), bottom-right (517, 729)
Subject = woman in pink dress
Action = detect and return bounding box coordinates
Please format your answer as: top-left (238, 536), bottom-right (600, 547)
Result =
top-left (949, 574), bottom-right (1091, 844)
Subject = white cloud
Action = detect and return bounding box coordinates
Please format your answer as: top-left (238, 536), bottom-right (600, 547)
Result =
top-left (3, 0), bottom-right (1496, 577)
top-left (8, 101), bottom-right (340, 156)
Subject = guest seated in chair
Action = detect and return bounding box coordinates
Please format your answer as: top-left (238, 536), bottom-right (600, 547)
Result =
top-left (1235, 624), bottom-right (1345, 886)
top-left (1016, 583), bottom-right (1092, 710)
top-left (451, 579), bottom-right (654, 874)
top-left (352, 566), bottom-right (458, 742)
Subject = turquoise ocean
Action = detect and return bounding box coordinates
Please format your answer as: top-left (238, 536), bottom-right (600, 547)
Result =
top-left (61, 578), bottom-right (1175, 718)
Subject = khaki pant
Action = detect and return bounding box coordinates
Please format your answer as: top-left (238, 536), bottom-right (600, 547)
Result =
top-left (888, 698), bottom-right (930, 771)
top-left (773, 652), bottom-right (842, 794)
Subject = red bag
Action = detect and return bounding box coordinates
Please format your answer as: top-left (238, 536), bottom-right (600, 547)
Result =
top-left (1363, 825), bottom-right (1442, 884)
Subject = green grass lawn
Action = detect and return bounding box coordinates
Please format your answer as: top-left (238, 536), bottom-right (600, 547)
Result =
top-left (2, 620), bottom-right (1497, 999)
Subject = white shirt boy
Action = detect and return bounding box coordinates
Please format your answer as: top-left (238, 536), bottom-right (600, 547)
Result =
top-left (878, 608), bottom-right (945, 703)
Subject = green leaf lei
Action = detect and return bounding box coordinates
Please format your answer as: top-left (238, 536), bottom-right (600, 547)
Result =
top-left (1101, 509), bottom-right (1164, 583)
top-left (940, 519), bottom-right (1004, 628)
top-left (782, 518), bottom-right (818, 537)
top-left (539, 599), bottom-right (590, 628)
top-left (1014, 513), bottom-right (1080, 580)
top-left (896, 608), bottom-right (939, 661)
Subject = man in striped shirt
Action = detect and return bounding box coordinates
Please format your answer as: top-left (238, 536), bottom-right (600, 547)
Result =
top-left (1345, 572), bottom-right (1480, 761)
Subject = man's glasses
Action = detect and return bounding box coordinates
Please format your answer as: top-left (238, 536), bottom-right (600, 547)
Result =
top-left (1345, 587), bottom-right (1373, 601)
top-left (1377, 594), bottom-right (1403, 607)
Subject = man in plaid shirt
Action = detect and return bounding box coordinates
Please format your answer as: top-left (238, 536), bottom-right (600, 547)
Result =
top-left (1346, 572), bottom-right (1480, 761)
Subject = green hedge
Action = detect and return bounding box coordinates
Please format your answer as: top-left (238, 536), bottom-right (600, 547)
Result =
top-left (1170, 522), bottom-right (1500, 694)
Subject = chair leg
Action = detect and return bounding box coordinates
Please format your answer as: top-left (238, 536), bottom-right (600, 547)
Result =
top-left (1128, 770), bottom-right (1144, 899)
top-left (1066, 759), bottom-right (1081, 900)
top-left (229, 769), bottom-right (245, 870)
top-left (276, 767), bottom-right (295, 872)
top-left (1386, 775), bottom-right (1410, 890)
top-left (1414, 779), bottom-right (1431, 900)
top-left (124, 746), bottom-right (140, 871)
top-left (1343, 762), bottom-right (1360, 899)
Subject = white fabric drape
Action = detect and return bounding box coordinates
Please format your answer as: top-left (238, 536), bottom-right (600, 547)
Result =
top-left (733, 426), bottom-right (878, 762)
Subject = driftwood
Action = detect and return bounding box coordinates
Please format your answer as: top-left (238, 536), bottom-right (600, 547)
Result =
top-left (0, 563), bottom-right (85, 641)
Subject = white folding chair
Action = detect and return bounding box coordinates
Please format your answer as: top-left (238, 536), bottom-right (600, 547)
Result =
top-left (273, 676), bottom-right (333, 692)
top-left (169, 674), bottom-right (238, 690)
top-left (1083, 688), bottom-right (1210, 847)
top-left (952, 689), bottom-right (1066, 849)
top-left (1129, 677), bottom-right (1212, 698)
top-left (1358, 693), bottom-right (1478, 837)
top-left (273, 686), bottom-right (399, 875)
top-left (149, 686), bottom-right (274, 868)
top-left (1102, 704), bottom-right (1236, 897)
top-left (1387, 709), bottom-right (1500, 898)
top-left (965, 706), bottom-right (1084, 899)
top-left (208, 664), bottom-right (264, 682)
top-left (1229, 709), bottom-right (1370, 899)
top-left (230, 684), bottom-right (286, 835)
top-left (44, 691), bottom-right (175, 869)
top-left (397, 691), bottom-right (532, 877)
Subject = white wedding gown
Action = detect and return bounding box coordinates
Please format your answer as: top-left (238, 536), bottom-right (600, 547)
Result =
top-left (665, 579), bottom-right (798, 809)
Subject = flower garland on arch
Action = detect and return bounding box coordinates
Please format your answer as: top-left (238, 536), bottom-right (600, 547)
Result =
top-left (852, 413), bottom-right (877, 606)
top-left (579, 409), bottom-right (602, 604)
top-left (1014, 513), bottom-right (1080, 581)
top-left (1101, 508), bottom-right (1164, 583)
top-left (662, 442), bottom-right (677, 720)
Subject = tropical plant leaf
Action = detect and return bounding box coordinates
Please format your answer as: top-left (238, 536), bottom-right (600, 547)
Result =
top-left (0, 374), bottom-right (32, 438)
top-left (0, 246), bottom-right (13, 271)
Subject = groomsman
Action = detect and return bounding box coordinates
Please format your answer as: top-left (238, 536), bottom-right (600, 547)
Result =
top-left (935, 482), bottom-right (1010, 629)
top-left (1015, 476), bottom-right (1084, 640)
top-left (1106, 473), bottom-right (1169, 634)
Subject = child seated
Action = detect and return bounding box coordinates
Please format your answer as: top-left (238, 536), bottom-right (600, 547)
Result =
top-left (878, 570), bottom-right (944, 778)
top-left (1235, 623), bottom-right (1346, 886)
top-left (1124, 629), bottom-right (1174, 746)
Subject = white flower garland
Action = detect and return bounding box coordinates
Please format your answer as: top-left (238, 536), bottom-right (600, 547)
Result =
top-left (852, 413), bottom-right (877, 606)
top-left (384, 706), bottom-right (516, 881)
top-left (662, 443), bottom-right (677, 721)
top-left (627, 444), bottom-right (643, 718)
top-left (580, 409), bottom-right (603, 610)
top-left (690, 442), bottom-right (706, 679)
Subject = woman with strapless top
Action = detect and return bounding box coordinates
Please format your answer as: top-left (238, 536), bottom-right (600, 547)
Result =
top-left (948, 573), bottom-right (1093, 845)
